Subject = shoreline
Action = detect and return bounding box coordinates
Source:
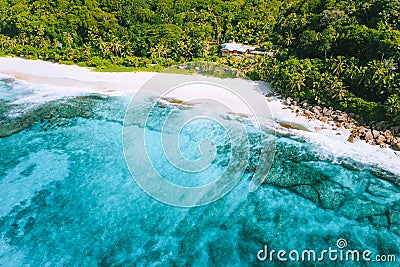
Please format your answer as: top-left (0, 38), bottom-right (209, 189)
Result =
top-left (1, 57), bottom-right (399, 178)
top-left (0, 57), bottom-right (156, 96)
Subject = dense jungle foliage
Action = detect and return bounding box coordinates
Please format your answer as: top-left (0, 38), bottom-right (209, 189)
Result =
top-left (0, 0), bottom-right (399, 121)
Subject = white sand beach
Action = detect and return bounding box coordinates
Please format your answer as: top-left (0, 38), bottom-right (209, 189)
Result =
top-left (0, 57), bottom-right (156, 96)
top-left (1, 56), bottom-right (399, 177)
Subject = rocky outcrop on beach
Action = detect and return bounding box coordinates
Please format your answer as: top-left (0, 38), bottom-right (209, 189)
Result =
top-left (348, 127), bottom-right (400, 150)
top-left (282, 97), bottom-right (400, 151)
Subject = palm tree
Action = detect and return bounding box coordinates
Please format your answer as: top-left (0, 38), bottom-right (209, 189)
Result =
top-left (284, 31), bottom-right (295, 47)
top-left (98, 39), bottom-right (110, 56)
top-left (332, 56), bottom-right (346, 75)
top-left (382, 58), bottom-right (397, 74)
top-left (52, 38), bottom-right (62, 48)
top-left (110, 39), bottom-right (122, 57)
top-left (63, 32), bottom-right (73, 48)
top-left (19, 33), bottom-right (29, 46)
top-left (83, 44), bottom-right (91, 56)
top-left (9, 38), bottom-right (16, 47)
top-left (288, 73), bottom-right (306, 95)
top-left (175, 40), bottom-right (186, 59)
top-left (386, 94), bottom-right (400, 120)
top-left (150, 44), bottom-right (169, 60)
top-left (0, 36), bottom-right (9, 49)
top-left (37, 26), bottom-right (45, 40)
top-left (332, 87), bottom-right (348, 102)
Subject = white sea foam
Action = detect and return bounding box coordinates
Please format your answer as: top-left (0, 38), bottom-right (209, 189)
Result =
top-left (269, 100), bottom-right (400, 177)
top-left (0, 74), bottom-right (87, 104)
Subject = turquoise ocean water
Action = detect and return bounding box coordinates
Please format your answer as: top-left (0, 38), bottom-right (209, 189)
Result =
top-left (0, 76), bottom-right (399, 266)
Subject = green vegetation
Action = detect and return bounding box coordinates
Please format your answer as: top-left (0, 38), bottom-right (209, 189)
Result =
top-left (93, 65), bottom-right (163, 73)
top-left (0, 0), bottom-right (399, 121)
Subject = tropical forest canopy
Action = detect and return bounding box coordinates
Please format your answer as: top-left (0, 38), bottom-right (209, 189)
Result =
top-left (0, 0), bottom-right (400, 121)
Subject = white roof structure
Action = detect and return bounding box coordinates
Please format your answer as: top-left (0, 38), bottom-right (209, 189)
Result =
top-left (221, 42), bottom-right (256, 53)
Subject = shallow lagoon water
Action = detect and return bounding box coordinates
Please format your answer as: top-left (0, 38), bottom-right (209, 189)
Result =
top-left (0, 76), bottom-right (399, 266)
